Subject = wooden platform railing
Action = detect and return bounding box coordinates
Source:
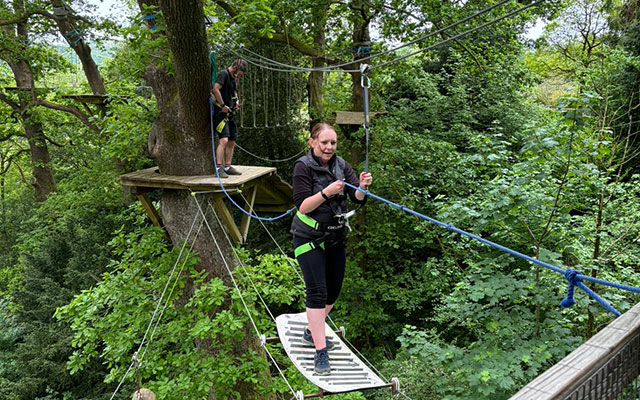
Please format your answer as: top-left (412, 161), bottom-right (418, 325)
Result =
top-left (510, 302), bottom-right (640, 400)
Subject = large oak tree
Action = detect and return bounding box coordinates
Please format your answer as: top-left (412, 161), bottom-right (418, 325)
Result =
top-left (135, 1), bottom-right (273, 397)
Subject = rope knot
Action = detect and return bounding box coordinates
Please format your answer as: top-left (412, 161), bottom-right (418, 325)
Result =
top-left (561, 269), bottom-right (582, 308)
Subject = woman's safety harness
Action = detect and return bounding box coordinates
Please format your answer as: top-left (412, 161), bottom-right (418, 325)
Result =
top-left (291, 153), bottom-right (361, 258)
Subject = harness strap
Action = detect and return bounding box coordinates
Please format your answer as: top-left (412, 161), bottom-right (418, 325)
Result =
top-left (296, 211), bottom-right (319, 230)
top-left (294, 240), bottom-right (325, 258)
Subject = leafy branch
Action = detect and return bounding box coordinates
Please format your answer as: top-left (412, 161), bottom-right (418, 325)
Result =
top-left (30, 99), bottom-right (99, 132)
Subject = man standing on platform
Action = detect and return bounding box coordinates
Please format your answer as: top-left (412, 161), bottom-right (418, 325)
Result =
top-left (211, 58), bottom-right (248, 178)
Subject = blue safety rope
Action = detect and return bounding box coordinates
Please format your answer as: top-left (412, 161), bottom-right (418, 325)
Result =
top-left (208, 97), bottom-right (295, 221)
top-left (341, 181), bottom-right (640, 317)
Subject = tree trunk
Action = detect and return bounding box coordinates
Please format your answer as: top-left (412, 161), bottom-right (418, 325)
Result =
top-left (309, 7), bottom-right (328, 126)
top-left (5, 5), bottom-right (57, 201)
top-left (23, 116), bottom-right (56, 201)
top-left (138, 1), bottom-right (274, 397)
top-left (51, 0), bottom-right (106, 96)
top-left (586, 192), bottom-right (604, 338)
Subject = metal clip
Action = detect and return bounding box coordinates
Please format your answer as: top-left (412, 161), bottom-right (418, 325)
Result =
top-left (360, 64), bottom-right (371, 88)
top-left (335, 209), bottom-right (357, 231)
top-left (132, 351), bottom-right (141, 369)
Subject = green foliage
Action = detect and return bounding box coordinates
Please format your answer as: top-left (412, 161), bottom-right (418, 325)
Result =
top-left (56, 216), bottom-right (313, 399)
top-left (101, 96), bottom-right (156, 169)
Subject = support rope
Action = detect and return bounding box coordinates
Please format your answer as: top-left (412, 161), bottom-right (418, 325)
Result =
top-left (361, 64), bottom-right (371, 173)
top-left (208, 201), bottom-right (278, 323)
top-left (109, 209), bottom-right (203, 400)
top-left (190, 193), bottom-right (300, 399)
top-left (139, 214), bottom-right (206, 362)
top-left (370, 0), bottom-right (546, 71)
top-left (235, 144), bottom-right (304, 163)
top-left (340, 181), bottom-right (640, 317)
top-left (223, 0), bottom-right (535, 74)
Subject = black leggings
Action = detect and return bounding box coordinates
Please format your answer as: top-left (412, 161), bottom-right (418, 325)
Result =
top-left (293, 236), bottom-right (346, 309)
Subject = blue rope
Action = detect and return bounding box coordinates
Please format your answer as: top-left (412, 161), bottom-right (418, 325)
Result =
top-left (208, 97), bottom-right (295, 222)
top-left (341, 181), bottom-right (640, 317)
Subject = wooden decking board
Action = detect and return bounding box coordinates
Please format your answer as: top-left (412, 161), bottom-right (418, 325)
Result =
top-left (511, 387), bottom-right (552, 400)
top-left (588, 326), bottom-right (631, 349)
top-left (120, 166), bottom-right (280, 191)
top-left (523, 364), bottom-right (581, 393)
top-left (120, 165), bottom-right (294, 244)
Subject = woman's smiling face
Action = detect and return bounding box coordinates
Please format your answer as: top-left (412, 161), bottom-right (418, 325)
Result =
top-left (310, 127), bottom-right (337, 166)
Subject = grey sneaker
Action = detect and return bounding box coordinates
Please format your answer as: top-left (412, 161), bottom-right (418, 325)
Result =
top-left (225, 166), bottom-right (242, 175)
top-left (303, 328), bottom-right (335, 350)
top-left (314, 348), bottom-right (331, 375)
top-left (216, 167), bottom-right (229, 178)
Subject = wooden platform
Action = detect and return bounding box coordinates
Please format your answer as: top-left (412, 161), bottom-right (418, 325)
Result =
top-left (275, 313), bottom-right (397, 397)
top-left (334, 111), bottom-right (387, 125)
top-left (120, 166), bottom-right (293, 243)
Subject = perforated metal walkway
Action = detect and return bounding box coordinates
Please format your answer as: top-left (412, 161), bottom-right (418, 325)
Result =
top-left (275, 312), bottom-right (394, 396)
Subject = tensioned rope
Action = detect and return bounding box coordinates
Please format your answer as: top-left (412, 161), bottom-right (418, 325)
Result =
top-left (139, 215), bottom-right (207, 362)
top-left (361, 64), bottom-right (371, 173)
top-left (340, 181), bottom-right (640, 317)
top-left (208, 96), bottom-right (296, 221)
top-left (370, 0), bottom-right (545, 71)
top-left (190, 193), bottom-right (303, 400)
top-left (208, 199), bottom-right (279, 323)
top-left (235, 143), bottom-right (305, 163)
top-left (225, 0), bottom-right (514, 74)
top-left (109, 209), bottom-right (204, 400)
top-left (224, 0), bottom-right (542, 74)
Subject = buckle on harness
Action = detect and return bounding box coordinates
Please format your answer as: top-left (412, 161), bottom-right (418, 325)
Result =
top-left (334, 209), bottom-right (357, 232)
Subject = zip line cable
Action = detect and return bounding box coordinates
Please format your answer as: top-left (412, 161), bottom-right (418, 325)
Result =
top-left (109, 209), bottom-right (203, 400)
top-left (223, 0), bottom-right (522, 74)
top-left (370, 0), bottom-right (546, 71)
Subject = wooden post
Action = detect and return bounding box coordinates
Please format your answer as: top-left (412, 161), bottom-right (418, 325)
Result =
top-left (131, 187), bottom-right (163, 228)
top-left (240, 185), bottom-right (258, 242)
top-left (212, 195), bottom-right (242, 244)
